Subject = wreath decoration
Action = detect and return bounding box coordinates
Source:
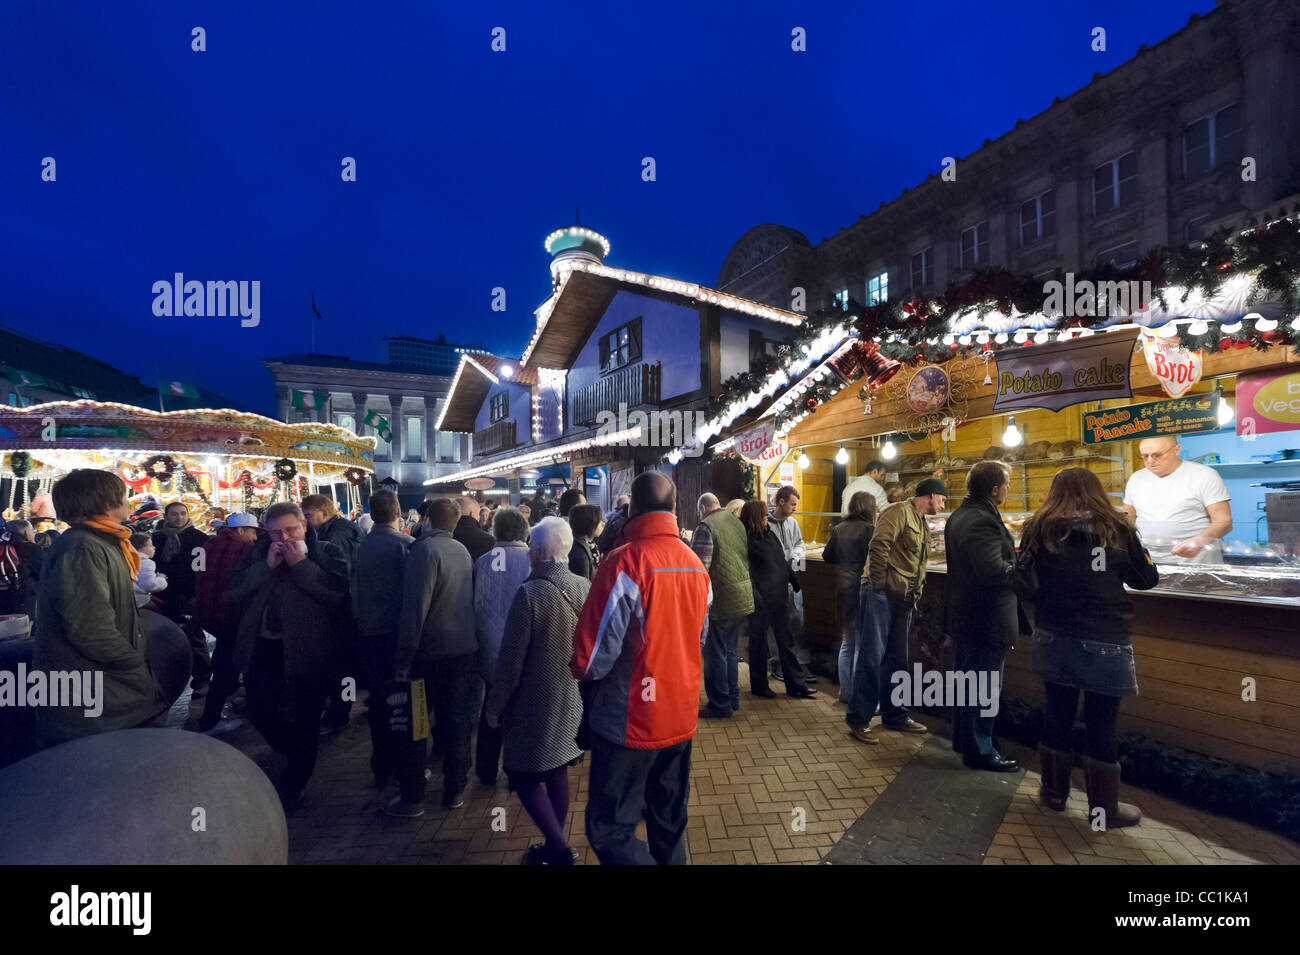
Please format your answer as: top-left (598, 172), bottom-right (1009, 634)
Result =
top-left (273, 458), bottom-right (297, 482)
top-left (344, 467), bottom-right (366, 487)
top-left (140, 454), bottom-right (176, 482)
top-left (9, 451), bottom-right (32, 479)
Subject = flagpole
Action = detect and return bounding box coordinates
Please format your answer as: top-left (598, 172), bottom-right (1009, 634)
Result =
top-left (156, 368), bottom-right (164, 413)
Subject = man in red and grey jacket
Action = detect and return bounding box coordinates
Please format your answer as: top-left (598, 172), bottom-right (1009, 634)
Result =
top-left (571, 471), bottom-right (711, 865)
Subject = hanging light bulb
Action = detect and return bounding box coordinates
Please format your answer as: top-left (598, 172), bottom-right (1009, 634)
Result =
top-left (1002, 415), bottom-right (1023, 448)
top-left (1255, 316), bottom-right (1278, 332)
top-left (994, 332), bottom-right (1009, 344)
top-left (881, 438), bottom-right (897, 460)
top-left (1216, 384), bottom-right (1234, 427)
top-left (797, 452), bottom-right (811, 470)
top-left (835, 445), bottom-right (849, 465)
top-left (1013, 329), bottom-right (1029, 344)
top-left (1034, 330), bottom-right (1050, 344)
top-left (1188, 320), bottom-right (1209, 336)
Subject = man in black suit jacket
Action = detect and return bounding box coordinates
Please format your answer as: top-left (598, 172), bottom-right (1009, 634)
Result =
top-left (943, 461), bottom-right (1020, 772)
top-left (453, 497), bottom-right (495, 563)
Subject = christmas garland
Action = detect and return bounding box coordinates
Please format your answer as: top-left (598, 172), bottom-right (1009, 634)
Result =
top-left (707, 217), bottom-right (1300, 427)
top-left (140, 454), bottom-right (176, 483)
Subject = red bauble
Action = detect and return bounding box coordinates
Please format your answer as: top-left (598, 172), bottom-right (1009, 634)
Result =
top-left (1261, 331), bottom-right (1284, 344)
top-left (949, 343), bottom-right (960, 352)
top-left (1218, 338), bottom-right (1233, 352)
top-left (806, 397), bottom-right (819, 409)
top-left (1233, 339), bottom-right (1251, 349)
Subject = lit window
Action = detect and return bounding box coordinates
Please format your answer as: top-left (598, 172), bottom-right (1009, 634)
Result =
top-left (1093, 152), bottom-right (1138, 214)
top-left (1019, 190), bottom-right (1057, 246)
top-left (599, 318), bottom-right (642, 373)
top-left (832, 288), bottom-right (849, 311)
top-left (867, 272), bottom-right (888, 306)
top-left (960, 222), bottom-right (989, 271)
top-left (405, 415), bottom-right (422, 460)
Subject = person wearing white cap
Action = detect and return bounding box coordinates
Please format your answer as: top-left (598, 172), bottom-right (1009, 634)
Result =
top-left (194, 512), bottom-right (260, 732)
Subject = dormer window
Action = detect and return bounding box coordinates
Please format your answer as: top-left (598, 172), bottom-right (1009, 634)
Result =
top-left (599, 317), bottom-right (642, 374)
top-left (490, 391), bottom-right (509, 423)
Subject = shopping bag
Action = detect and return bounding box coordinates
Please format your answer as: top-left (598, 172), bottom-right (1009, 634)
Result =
top-left (385, 678), bottom-right (430, 742)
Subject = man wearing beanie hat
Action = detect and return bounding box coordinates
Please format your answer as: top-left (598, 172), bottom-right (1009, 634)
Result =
top-left (846, 477), bottom-right (947, 745)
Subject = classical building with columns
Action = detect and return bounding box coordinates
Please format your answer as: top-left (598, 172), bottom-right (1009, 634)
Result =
top-left (716, 0), bottom-right (1300, 316)
top-left (263, 343), bottom-right (478, 507)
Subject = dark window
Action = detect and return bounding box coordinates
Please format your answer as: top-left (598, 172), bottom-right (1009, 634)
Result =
top-left (598, 317), bottom-right (642, 374)
top-left (749, 330), bottom-right (781, 371)
top-left (960, 222), bottom-right (988, 270)
top-left (910, 248), bottom-right (932, 289)
top-left (1184, 216), bottom-right (1211, 247)
top-left (1183, 103), bottom-right (1242, 178)
top-left (1096, 242), bottom-right (1140, 270)
top-left (1019, 190), bottom-right (1057, 245)
top-left (1093, 152), bottom-right (1137, 214)
top-left (489, 391), bottom-right (508, 423)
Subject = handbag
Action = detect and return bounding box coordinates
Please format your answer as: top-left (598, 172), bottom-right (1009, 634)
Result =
top-left (1012, 546), bottom-right (1039, 604)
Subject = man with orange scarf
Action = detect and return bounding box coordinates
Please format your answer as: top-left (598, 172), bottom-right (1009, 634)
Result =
top-left (31, 469), bottom-right (168, 748)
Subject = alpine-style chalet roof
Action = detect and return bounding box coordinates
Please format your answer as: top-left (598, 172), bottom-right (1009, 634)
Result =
top-left (435, 353), bottom-right (536, 433)
top-left (520, 260), bottom-right (807, 368)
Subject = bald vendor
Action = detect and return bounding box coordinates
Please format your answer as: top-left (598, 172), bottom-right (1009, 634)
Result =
top-left (1122, 435), bottom-right (1232, 564)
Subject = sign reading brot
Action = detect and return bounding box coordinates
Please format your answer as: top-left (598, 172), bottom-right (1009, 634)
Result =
top-left (992, 330), bottom-right (1139, 413)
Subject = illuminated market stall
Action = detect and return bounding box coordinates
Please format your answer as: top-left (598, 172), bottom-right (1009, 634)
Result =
top-left (0, 400), bottom-right (375, 527)
top-left (685, 217), bottom-right (1300, 782)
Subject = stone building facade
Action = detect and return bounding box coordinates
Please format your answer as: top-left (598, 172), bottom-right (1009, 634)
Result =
top-left (717, 0), bottom-right (1300, 314)
top-left (264, 349), bottom-right (473, 507)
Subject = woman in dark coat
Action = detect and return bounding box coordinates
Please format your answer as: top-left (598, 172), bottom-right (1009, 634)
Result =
top-left (1019, 467), bottom-right (1159, 829)
top-left (943, 461), bottom-right (1020, 772)
top-left (824, 491), bottom-right (876, 702)
top-left (566, 504), bottom-right (602, 581)
top-left (739, 501), bottom-right (814, 700)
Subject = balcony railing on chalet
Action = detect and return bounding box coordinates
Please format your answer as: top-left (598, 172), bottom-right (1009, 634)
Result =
top-left (473, 419), bottom-right (517, 456)
top-left (572, 362), bottom-right (662, 426)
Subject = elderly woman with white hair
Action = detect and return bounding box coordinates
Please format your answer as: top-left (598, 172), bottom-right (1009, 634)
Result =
top-left (486, 516), bottom-right (590, 865)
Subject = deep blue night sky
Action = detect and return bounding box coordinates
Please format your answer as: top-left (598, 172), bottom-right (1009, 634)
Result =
top-left (1, 0), bottom-right (1213, 416)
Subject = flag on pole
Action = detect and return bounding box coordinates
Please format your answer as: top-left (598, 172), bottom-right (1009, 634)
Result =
top-left (377, 422), bottom-right (393, 442)
top-left (362, 409), bottom-right (392, 441)
top-left (158, 376), bottom-right (199, 398)
top-left (5, 367), bottom-right (47, 387)
top-left (291, 389), bottom-right (326, 411)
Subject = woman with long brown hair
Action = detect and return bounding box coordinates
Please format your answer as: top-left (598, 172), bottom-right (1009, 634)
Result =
top-left (739, 500), bottom-right (815, 699)
top-left (1019, 467), bottom-right (1159, 829)
top-left (824, 491), bottom-right (876, 702)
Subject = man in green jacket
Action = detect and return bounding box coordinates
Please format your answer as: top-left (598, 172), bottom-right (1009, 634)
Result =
top-left (33, 469), bottom-right (167, 748)
top-left (692, 493), bottom-right (754, 719)
top-left (846, 477), bottom-right (946, 744)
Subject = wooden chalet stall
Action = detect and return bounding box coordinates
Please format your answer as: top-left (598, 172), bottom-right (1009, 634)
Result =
top-left (779, 339), bottom-right (1300, 778)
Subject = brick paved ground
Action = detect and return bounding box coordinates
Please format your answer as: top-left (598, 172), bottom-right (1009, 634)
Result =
top-left (179, 666), bottom-right (1300, 865)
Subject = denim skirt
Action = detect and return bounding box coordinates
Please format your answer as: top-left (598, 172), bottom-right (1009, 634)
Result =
top-left (1032, 630), bottom-right (1138, 697)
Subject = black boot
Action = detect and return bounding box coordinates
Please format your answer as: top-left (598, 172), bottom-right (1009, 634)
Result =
top-left (1083, 757), bottom-right (1141, 829)
top-left (1037, 744), bottom-right (1073, 812)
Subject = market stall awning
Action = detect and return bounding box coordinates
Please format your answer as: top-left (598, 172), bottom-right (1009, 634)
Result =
top-left (425, 426), bottom-right (641, 486)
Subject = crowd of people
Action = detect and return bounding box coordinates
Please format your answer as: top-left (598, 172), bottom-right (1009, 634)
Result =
top-left (2, 446), bottom-right (1169, 862)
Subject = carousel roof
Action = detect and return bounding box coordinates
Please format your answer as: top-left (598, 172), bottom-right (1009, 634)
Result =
top-left (0, 399), bottom-right (376, 471)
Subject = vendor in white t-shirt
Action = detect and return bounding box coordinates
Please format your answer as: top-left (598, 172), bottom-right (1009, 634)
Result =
top-left (1122, 435), bottom-right (1232, 565)
top-left (841, 460), bottom-right (890, 518)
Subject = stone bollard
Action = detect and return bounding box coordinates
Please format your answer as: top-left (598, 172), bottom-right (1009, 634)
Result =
top-left (0, 728), bottom-right (287, 864)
